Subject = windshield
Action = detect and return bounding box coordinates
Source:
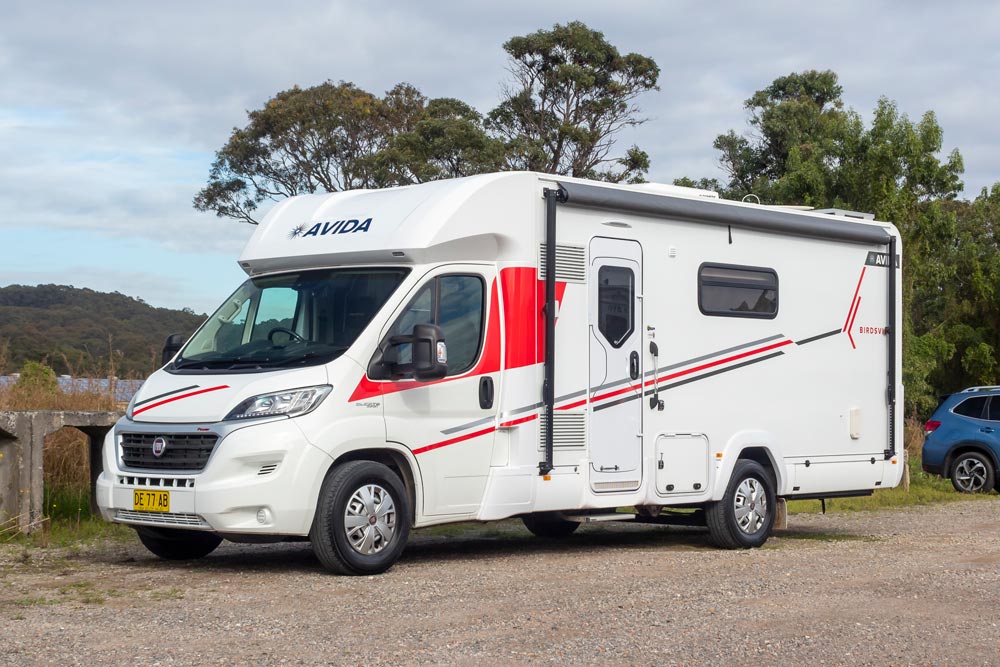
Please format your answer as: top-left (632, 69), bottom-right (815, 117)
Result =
top-left (171, 268), bottom-right (409, 372)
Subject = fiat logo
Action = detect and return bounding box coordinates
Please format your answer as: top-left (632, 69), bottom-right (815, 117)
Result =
top-left (151, 437), bottom-right (168, 458)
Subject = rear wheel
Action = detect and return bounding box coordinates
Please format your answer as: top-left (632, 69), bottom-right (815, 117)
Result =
top-left (706, 460), bottom-right (776, 549)
top-left (950, 452), bottom-right (995, 493)
top-left (311, 461), bottom-right (411, 575)
top-left (134, 526), bottom-right (222, 560)
top-left (521, 511), bottom-right (580, 538)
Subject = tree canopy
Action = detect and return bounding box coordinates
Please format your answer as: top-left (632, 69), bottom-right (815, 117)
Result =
top-left (486, 21), bottom-right (659, 182)
top-left (195, 22), bottom-right (661, 224)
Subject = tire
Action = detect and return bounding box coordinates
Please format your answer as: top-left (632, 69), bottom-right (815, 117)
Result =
top-left (950, 452), bottom-right (995, 494)
top-left (311, 461), bottom-right (411, 575)
top-left (705, 460), bottom-right (776, 549)
top-left (134, 526), bottom-right (223, 560)
top-left (521, 511), bottom-right (580, 538)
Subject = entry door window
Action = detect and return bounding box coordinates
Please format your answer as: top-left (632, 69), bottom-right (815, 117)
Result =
top-left (387, 274), bottom-right (485, 376)
top-left (597, 265), bottom-right (634, 348)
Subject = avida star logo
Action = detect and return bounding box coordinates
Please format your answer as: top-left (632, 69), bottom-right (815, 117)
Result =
top-left (292, 218), bottom-right (373, 239)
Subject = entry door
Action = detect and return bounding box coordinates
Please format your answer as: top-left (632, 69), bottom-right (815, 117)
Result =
top-left (380, 266), bottom-right (499, 516)
top-left (588, 237), bottom-right (643, 490)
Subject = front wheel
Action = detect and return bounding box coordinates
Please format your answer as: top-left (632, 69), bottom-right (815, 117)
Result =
top-left (134, 526), bottom-right (223, 560)
top-left (951, 452), bottom-right (995, 493)
top-left (705, 460), bottom-right (776, 549)
top-left (311, 461), bottom-right (411, 575)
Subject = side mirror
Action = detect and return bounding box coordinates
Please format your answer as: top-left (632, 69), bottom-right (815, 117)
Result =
top-left (410, 323), bottom-right (448, 380)
top-left (162, 333), bottom-right (186, 366)
top-left (374, 323), bottom-right (448, 381)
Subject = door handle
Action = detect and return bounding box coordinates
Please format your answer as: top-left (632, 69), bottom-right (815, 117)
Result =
top-left (479, 376), bottom-right (494, 410)
top-left (981, 427), bottom-right (995, 433)
top-left (629, 351), bottom-right (640, 380)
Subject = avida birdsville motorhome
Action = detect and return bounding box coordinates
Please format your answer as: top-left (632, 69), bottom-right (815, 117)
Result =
top-left (97, 172), bottom-right (904, 574)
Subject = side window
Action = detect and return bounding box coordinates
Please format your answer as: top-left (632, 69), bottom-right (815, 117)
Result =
top-left (437, 275), bottom-right (484, 373)
top-left (385, 274), bottom-right (485, 377)
top-left (597, 265), bottom-right (635, 348)
top-left (699, 263), bottom-right (778, 318)
top-left (954, 396), bottom-right (988, 419)
top-left (989, 398), bottom-right (1000, 422)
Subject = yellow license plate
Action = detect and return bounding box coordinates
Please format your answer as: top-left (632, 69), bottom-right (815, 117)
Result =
top-left (133, 490), bottom-right (170, 512)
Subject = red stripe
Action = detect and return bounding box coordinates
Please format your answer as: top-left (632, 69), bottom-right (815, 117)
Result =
top-left (132, 385), bottom-right (230, 416)
top-left (499, 414), bottom-right (538, 428)
top-left (554, 340), bottom-right (794, 411)
top-left (412, 426), bottom-right (496, 456)
top-left (843, 267), bottom-right (867, 331)
top-left (656, 340), bottom-right (793, 386)
top-left (847, 297), bottom-right (861, 349)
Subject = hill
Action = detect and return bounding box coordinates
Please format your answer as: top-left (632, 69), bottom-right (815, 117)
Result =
top-left (0, 284), bottom-right (206, 377)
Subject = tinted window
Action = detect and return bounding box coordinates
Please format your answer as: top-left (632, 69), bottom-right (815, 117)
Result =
top-left (954, 396), bottom-right (988, 419)
top-left (386, 274), bottom-right (485, 376)
top-left (699, 263), bottom-right (778, 318)
top-left (988, 397), bottom-right (1000, 421)
top-left (598, 265), bottom-right (634, 348)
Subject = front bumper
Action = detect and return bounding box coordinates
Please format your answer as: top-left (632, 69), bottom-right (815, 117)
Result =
top-left (96, 417), bottom-right (333, 536)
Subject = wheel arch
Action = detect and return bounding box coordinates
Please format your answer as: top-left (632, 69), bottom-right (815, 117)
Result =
top-left (714, 431), bottom-right (785, 500)
top-left (944, 442), bottom-right (1000, 478)
top-left (326, 445), bottom-right (422, 526)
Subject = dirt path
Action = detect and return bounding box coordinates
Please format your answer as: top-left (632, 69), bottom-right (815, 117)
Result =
top-left (2, 500), bottom-right (999, 666)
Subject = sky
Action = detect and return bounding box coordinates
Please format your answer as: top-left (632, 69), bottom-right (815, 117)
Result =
top-left (1, 1), bottom-right (997, 314)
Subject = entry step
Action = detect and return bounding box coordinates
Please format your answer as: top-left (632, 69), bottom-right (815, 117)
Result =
top-left (563, 512), bottom-right (637, 523)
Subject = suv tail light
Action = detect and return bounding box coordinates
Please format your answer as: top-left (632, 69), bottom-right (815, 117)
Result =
top-left (924, 420), bottom-right (942, 432)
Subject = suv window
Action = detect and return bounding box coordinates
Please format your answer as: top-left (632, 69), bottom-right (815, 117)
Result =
top-left (386, 274), bottom-right (485, 377)
top-left (954, 396), bottom-right (988, 419)
top-left (988, 397), bottom-right (1000, 421)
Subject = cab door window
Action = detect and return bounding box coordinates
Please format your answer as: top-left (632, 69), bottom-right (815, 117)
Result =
top-left (386, 274), bottom-right (485, 377)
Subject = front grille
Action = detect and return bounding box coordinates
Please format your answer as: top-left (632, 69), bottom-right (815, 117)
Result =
top-left (121, 433), bottom-right (218, 471)
top-left (115, 510), bottom-right (210, 528)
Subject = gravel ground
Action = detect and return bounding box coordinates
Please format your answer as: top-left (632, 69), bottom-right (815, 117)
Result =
top-left (2, 500), bottom-right (999, 667)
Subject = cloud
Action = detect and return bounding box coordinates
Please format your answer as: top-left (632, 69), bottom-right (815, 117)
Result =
top-left (1, 0), bottom-right (998, 313)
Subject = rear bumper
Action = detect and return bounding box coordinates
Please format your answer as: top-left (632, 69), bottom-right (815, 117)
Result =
top-left (96, 417), bottom-right (333, 536)
top-left (921, 461), bottom-right (944, 476)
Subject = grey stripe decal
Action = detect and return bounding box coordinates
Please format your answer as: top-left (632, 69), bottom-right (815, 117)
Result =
top-left (588, 333), bottom-right (785, 395)
top-left (440, 415), bottom-right (496, 435)
top-left (442, 335), bottom-right (788, 432)
top-left (595, 351), bottom-right (787, 413)
top-left (649, 333), bottom-right (784, 376)
top-left (133, 385), bottom-right (199, 408)
top-left (795, 329), bottom-right (841, 346)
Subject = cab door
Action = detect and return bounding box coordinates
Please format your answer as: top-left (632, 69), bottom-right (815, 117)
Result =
top-left (379, 265), bottom-right (499, 516)
top-left (588, 238), bottom-right (643, 492)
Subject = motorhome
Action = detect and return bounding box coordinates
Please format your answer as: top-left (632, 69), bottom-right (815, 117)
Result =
top-left (96, 172), bottom-right (904, 574)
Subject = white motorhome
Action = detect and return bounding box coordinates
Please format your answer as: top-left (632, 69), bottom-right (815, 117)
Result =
top-left (97, 172), bottom-right (903, 574)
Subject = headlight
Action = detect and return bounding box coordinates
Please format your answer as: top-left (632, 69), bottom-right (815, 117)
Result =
top-left (224, 385), bottom-right (332, 421)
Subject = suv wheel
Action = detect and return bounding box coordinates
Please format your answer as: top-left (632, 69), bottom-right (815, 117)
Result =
top-left (950, 452), bottom-right (995, 493)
